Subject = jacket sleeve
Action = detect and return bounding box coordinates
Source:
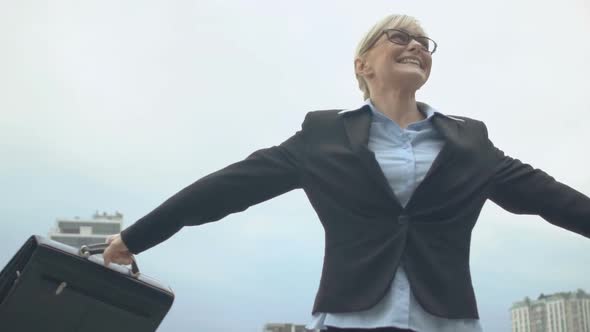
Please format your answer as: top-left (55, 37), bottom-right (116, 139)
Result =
top-left (121, 116), bottom-right (308, 254)
top-left (486, 125), bottom-right (590, 239)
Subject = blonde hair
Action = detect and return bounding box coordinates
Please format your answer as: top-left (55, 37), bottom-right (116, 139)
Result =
top-left (354, 14), bottom-right (428, 100)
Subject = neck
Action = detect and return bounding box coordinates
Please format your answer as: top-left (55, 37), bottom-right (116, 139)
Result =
top-left (369, 89), bottom-right (424, 128)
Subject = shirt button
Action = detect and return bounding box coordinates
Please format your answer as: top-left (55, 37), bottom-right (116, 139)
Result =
top-left (398, 215), bottom-right (410, 225)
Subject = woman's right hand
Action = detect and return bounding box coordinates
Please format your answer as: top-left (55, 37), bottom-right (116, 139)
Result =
top-left (103, 233), bottom-right (134, 267)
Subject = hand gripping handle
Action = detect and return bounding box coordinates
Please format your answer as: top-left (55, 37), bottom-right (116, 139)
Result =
top-left (79, 243), bottom-right (140, 278)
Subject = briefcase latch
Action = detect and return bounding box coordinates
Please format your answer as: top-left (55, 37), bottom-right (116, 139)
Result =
top-left (55, 281), bottom-right (67, 295)
top-left (13, 270), bottom-right (21, 285)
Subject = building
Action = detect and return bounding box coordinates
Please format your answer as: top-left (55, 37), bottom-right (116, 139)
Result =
top-left (511, 289), bottom-right (590, 332)
top-left (49, 211), bottom-right (124, 248)
top-left (263, 323), bottom-right (319, 332)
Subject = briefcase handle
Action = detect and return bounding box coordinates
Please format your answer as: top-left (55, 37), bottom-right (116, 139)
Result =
top-left (79, 243), bottom-right (140, 278)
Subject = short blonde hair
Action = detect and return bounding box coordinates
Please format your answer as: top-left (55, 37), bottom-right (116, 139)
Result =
top-left (354, 14), bottom-right (428, 100)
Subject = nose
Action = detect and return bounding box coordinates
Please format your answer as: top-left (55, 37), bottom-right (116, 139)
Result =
top-left (406, 38), bottom-right (426, 53)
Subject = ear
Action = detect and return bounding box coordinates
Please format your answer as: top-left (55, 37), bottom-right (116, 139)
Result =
top-left (354, 56), bottom-right (372, 78)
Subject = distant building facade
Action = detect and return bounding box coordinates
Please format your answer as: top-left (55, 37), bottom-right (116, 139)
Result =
top-left (49, 211), bottom-right (123, 248)
top-left (511, 289), bottom-right (590, 332)
top-left (263, 323), bottom-right (319, 332)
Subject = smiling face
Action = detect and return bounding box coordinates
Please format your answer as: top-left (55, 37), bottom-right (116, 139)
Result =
top-left (355, 20), bottom-right (432, 96)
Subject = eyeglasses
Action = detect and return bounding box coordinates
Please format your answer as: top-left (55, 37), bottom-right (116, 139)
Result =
top-left (374, 29), bottom-right (438, 54)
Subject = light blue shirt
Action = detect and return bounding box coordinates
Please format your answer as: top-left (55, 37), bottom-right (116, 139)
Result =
top-left (307, 100), bottom-right (483, 332)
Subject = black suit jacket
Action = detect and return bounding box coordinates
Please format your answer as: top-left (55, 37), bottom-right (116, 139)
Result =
top-left (121, 104), bottom-right (590, 319)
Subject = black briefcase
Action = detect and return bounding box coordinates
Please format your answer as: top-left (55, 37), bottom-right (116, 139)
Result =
top-left (0, 235), bottom-right (174, 331)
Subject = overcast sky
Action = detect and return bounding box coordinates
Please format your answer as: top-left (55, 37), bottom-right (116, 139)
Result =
top-left (1, 0), bottom-right (589, 331)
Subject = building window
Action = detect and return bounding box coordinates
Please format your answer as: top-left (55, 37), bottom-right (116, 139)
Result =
top-left (80, 226), bottom-right (92, 235)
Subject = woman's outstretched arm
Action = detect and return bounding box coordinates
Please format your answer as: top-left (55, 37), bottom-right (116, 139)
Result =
top-left (103, 115), bottom-right (309, 267)
top-left (487, 135), bottom-right (590, 239)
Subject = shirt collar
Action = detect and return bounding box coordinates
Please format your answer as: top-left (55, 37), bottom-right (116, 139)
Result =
top-left (365, 98), bottom-right (435, 122)
top-left (337, 99), bottom-right (465, 123)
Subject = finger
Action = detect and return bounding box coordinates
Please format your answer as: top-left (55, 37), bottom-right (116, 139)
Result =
top-left (115, 253), bottom-right (133, 266)
top-left (105, 235), bottom-right (116, 244)
top-left (120, 257), bottom-right (133, 265)
top-left (103, 248), bottom-right (112, 267)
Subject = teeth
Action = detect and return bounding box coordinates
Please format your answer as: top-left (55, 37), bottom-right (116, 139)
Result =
top-left (400, 58), bottom-right (421, 67)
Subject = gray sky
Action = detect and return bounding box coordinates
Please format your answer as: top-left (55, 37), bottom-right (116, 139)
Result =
top-left (1, 0), bottom-right (589, 331)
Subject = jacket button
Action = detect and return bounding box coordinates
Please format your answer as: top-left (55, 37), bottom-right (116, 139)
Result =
top-left (398, 215), bottom-right (410, 225)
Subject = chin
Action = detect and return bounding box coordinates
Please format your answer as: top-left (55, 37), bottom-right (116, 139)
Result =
top-left (398, 74), bottom-right (428, 91)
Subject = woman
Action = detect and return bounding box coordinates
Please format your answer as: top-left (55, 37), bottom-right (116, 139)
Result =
top-left (103, 14), bottom-right (590, 332)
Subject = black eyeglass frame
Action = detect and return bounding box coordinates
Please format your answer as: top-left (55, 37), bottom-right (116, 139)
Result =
top-left (368, 28), bottom-right (438, 55)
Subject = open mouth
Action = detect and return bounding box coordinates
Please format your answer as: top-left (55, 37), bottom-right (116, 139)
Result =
top-left (398, 57), bottom-right (423, 69)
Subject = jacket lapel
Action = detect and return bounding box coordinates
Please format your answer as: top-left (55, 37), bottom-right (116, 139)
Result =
top-left (341, 106), bottom-right (403, 209)
top-left (421, 114), bottom-right (461, 182)
top-left (340, 106), bottom-right (464, 210)
top-left (403, 113), bottom-right (462, 210)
